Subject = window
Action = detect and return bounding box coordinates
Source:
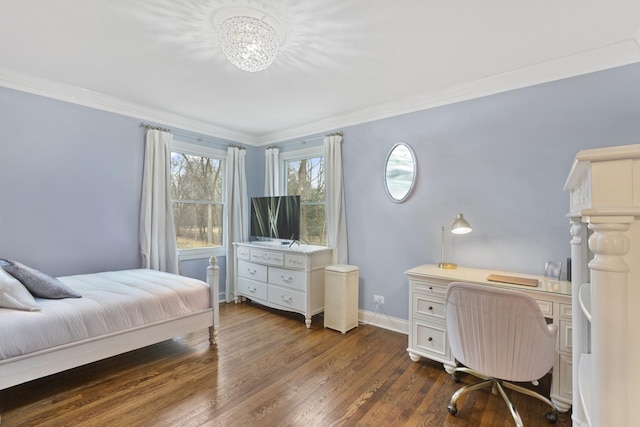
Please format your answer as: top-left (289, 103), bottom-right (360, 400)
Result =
top-left (280, 146), bottom-right (326, 245)
top-left (170, 141), bottom-right (226, 259)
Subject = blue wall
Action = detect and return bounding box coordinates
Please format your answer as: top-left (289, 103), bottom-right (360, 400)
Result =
top-left (2, 62), bottom-right (640, 321)
top-left (0, 87), bottom-right (244, 296)
top-left (337, 63), bottom-right (640, 318)
top-left (0, 90), bottom-right (143, 276)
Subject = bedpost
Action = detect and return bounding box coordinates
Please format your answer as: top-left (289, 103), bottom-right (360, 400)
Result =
top-left (207, 256), bottom-right (220, 345)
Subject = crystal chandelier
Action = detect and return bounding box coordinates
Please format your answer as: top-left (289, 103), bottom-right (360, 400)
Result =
top-left (217, 16), bottom-right (280, 73)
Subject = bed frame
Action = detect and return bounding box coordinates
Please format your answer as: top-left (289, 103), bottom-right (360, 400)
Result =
top-left (0, 257), bottom-right (220, 422)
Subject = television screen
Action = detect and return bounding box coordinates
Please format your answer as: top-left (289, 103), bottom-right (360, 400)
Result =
top-left (250, 195), bottom-right (301, 241)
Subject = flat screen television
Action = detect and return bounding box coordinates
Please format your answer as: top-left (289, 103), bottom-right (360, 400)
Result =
top-left (250, 195), bottom-right (301, 241)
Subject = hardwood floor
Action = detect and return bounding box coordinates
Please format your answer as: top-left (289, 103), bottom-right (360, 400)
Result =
top-left (0, 302), bottom-right (571, 426)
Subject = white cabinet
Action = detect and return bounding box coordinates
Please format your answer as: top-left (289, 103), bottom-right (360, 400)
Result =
top-left (324, 264), bottom-right (359, 334)
top-left (564, 144), bottom-right (640, 427)
top-left (405, 264), bottom-right (573, 412)
top-left (233, 242), bottom-right (332, 328)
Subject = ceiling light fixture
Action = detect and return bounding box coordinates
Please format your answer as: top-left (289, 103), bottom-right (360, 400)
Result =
top-left (217, 15), bottom-right (280, 73)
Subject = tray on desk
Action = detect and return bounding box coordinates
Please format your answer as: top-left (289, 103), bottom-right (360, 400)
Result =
top-left (486, 274), bottom-right (539, 287)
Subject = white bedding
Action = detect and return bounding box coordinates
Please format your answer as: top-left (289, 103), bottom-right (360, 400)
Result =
top-left (0, 269), bottom-right (211, 360)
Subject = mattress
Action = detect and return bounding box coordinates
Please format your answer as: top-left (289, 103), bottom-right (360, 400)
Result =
top-left (0, 269), bottom-right (211, 360)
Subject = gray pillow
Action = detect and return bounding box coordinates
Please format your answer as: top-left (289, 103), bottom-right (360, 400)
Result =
top-left (0, 259), bottom-right (81, 299)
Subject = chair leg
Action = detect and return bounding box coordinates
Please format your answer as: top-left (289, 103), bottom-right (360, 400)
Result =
top-left (495, 381), bottom-right (524, 427)
top-left (448, 379), bottom-right (493, 415)
top-left (501, 381), bottom-right (559, 422)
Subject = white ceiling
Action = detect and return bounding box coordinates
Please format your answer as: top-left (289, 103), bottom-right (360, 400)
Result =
top-left (1, 0), bottom-right (639, 145)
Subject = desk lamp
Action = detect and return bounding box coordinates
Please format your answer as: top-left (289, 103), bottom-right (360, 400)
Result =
top-left (438, 213), bottom-right (472, 269)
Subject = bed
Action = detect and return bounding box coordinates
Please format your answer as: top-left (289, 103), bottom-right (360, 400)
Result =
top-left (0, 257), bottom-right (219, 421)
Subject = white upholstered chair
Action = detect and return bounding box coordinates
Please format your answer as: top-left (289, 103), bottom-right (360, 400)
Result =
top-left (445, 281), bottom-right (558, 426)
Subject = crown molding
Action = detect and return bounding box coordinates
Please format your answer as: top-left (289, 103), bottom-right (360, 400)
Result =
top-left (2, 37), bottom-right (639, 147)
top-left (259, 38), bottom-right (640, 144)
top-left (0, 67), bottom-right (260, 145)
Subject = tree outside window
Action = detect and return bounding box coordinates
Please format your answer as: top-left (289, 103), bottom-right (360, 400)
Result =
top-left (170, 144), bottom-right (225, 254)
top-left (284, 151), bottom-right (326, 245)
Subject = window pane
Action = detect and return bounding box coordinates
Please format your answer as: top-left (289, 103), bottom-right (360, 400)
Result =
top-left (173, 203), bottom-right (223, 249)
top-left (286, 155), bottom-right (326, 245)
top-left (301, 204), bottom-right (326, 246)
top-left (286, 156), bottom-right (324, 202)
top-left (171, 152), bottom-right (222, 202)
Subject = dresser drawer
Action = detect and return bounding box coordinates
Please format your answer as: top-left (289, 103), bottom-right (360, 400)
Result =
top-left (238, 260), bottom-right (268, 282)
top-left (236, 245), bottom-right (250, 261)
top-left (250, 249), bottom-right (284, 266)
top-left (413, 320), bottom-right (450, 360)
top-left (284, 254), bottom-right (306, 269)
top-left (238, 277), bottom-right (267, 301)
top-left (269, 266), bottom-right (306, 292)
top-left (268, 284), bottom-right (305, 311)
top-left (413, 292), bottom-right (446, 320)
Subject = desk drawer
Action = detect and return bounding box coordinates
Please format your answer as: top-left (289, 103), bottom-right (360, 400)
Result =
top-left (412, 280), bottom-right (447, 297)
top-left (535, 299), bottom-right (553, 317)
top-left (559, 319), bottom-right (572, 354)
top-left (238, 260), bottom-right (267, 282)
top-left (413, 293), bottom-right (445, 320)
top-left (413, 320), bottom-right (449, 360)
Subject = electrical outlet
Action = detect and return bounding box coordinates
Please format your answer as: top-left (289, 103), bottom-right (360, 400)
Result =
top-left (373, 295), bottom-right (385, 305)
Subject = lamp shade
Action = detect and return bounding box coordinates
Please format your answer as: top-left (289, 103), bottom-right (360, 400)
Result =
top-left (451, 213), bottom-right (472, 235)
top-left (439, 213), bottom-right (472, 269)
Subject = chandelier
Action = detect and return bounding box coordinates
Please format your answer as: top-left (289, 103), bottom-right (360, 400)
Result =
top-left (217, 15), bottom-right (280, 72)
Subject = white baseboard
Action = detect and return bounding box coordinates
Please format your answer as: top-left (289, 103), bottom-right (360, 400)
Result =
top-left (358, 308), bottom-right (408, 335)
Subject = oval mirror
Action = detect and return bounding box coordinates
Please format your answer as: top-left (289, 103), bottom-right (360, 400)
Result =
top-left (384, 142), bottom-right (416, 203)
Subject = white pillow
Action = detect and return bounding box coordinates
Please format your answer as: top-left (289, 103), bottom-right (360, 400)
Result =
top-left (0, 267), bottom-right (41, 311)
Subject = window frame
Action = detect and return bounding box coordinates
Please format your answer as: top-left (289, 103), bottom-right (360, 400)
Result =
top-left (170, 140), bottom-right (227, 260)
top-left (279, 145), bottom-right (326, 245)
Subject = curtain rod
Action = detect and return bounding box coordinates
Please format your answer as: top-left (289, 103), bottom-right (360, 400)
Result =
top-left (266, 131), bottom-right (343, 150)
top-left (139, 122), bottom-right (245, 149)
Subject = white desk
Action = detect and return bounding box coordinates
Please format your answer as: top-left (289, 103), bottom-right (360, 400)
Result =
top-left (405, 264), bottom-right (572, 411)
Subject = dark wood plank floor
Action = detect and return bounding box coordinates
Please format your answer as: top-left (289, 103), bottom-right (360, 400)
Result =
top-left (0, 302), bottom-right (571, 426)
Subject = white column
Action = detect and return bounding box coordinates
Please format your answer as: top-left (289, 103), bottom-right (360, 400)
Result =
top-left (588, 221), bottom-right (630, 427)
top-left (569, 219), bottom-right (588, 426)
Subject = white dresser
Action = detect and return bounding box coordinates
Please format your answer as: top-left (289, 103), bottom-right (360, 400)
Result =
top-left (405, 264), bottom-right (573, 411)
top-left (233, 242), bottom-right (332, 328)
top-left (564, 144), bottom-right (640, 427)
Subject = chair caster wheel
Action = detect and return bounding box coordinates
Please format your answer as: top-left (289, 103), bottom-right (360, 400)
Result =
top-left (545, 411), bottom-right (558, 423)
top-left (447, 404), bottom-right (457, 416)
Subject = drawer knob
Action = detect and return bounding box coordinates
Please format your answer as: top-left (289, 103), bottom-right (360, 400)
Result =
top-left (428, 337), bottom-right (433, 342)
top-left (281, 275), bottom-right (293, 283)
top-left (428, 306), bottom-right (433, 311)
top-left (249, 287), bottom-right (256, 293)
top-left (248, 269), bottom-right (256, 275)
top-left (429, 286), bottom-right (433, 290)
top-left (281, 295), bottom-right (293, 303)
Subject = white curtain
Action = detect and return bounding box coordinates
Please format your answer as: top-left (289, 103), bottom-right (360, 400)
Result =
top-left (139, 129), bottom-right (179, 274)
top-left (264, 147), bottom-right (280, 196)
top-left (225, 146), bottom-right (248, 303)
top-left (324, 133), bottom-right (348, 265)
